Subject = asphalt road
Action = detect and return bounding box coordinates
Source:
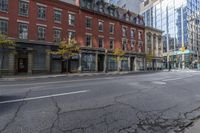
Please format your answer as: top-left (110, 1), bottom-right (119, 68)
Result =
top-left (1, 71), bottom-right (200, 133)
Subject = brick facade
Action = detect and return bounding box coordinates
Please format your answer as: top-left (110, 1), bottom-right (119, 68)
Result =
top-left (0, 0), bottom-right (146, 75)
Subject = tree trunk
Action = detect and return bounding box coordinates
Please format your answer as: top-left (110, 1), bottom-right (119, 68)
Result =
top-left (66, 59), bottom-right (68, 74)
top-left (117, 56), bottom-right (120, 72)
top-left (104, 50), bottom-right (108, 73)
top-left (0, 47), bottom-right (4, 78)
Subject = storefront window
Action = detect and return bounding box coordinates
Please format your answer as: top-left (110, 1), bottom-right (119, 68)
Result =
top-left (82, 53), bottom-right (96, 71)
top-left (121, 57), bottom-right (129, 71)
top-left (107, 56), bottom-right (117, 71)
top-left (137, 57), bottom-right (144, 70)
top-left (0, 50), bottom-right (8, 69)
top-left (33, 47), bottom-right (46, 70)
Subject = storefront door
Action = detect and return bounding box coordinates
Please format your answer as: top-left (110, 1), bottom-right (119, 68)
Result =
top-left (69, 60), bottom-right (79, 73)
top-left (18, 58), bottom-right (28, 73)
top-left (98, 55), bottom-right (104, 72)
top-left (130, 57), bottom-right (135, 71)
top-left (62, 61), bottom-right (67, 73)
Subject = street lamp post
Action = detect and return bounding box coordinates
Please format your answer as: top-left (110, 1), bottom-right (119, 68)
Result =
top-left (197, 21), bottom-right (199, 69)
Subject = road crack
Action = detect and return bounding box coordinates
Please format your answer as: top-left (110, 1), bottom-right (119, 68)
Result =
top-left (0, 90), bottom-right (31, 133)
top-left (50, 97), bottom-right (62, 133)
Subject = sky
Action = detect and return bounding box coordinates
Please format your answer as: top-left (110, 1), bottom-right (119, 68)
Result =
top-left (108, 0), bottom-right (144, 4)
top-left (108, 0), bottom-right (119, 4)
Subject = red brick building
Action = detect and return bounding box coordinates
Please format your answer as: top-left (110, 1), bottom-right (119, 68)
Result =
top-left (0, 0), bottom-right (145, 75)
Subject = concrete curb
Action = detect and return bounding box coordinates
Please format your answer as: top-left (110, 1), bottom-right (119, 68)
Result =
top-left (162, 69), bottom-right (200, 72)
top-left (0, 71), bottom-right (162, 81)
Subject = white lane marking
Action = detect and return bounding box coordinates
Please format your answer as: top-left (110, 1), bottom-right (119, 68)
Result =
top-left (0, 77), bottom-right (115, 87)
top-left (0, 90), bottom-right (89, 104)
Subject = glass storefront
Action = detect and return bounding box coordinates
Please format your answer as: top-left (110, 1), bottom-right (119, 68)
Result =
top-left (33, 46), bottom-right (46, 71)
top-left (82, 53), bottom-right (96, 72)
top-left (51, 60), bottom-right (61, 73)
top-left (0, 48), bottom-right (8, 70)
top-left (107, 55), bottom-right (117, 71)
top-left (121, 57), bottom-right (129, 71)
top-left (137, 57), bottom-right (144, 70)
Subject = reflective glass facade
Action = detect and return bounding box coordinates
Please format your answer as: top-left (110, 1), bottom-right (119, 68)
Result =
top-left (141, 0), bottom-right (200, 68)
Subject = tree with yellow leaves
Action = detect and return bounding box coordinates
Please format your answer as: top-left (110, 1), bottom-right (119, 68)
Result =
top-left (113, 48), bottom-right (125, 71)
top-left (51, 39), bottom-right (80, 73)
top-left (0, 34), bottom-right (15, 77)
top-left (146, 53), bottom-right (153, 62)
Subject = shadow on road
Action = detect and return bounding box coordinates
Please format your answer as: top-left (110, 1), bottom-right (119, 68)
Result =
top-left (0, 95), bottom-right (22, 114)
top-left (0, 96), bottom-right (20, 102)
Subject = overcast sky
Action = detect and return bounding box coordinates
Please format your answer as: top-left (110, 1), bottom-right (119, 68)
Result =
top-left (109, 0), bottom-right (118, 4)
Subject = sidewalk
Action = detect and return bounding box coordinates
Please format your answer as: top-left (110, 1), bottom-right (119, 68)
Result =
top-left (184, 120), bottom-right (200, 133)
top-left (163, 69), bottom-right (200, 72)
top-left (0, 71), bottom-right (161, 81)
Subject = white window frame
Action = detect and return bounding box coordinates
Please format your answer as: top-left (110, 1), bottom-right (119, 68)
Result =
top-left (86, 34), bottom-right (92, 47)
top-left (138, 30), bottom-right (143, 40)
top-left (86, 16), bottom-right (92, 29)
top-left (68, 30), bottom-right (76, 40)
top-left (122, 38), bottom-right (127, 51)
top-left (0, 19), bottom-right (8, 34)
top-left (0, 0), bottom-right (8, 12)
top-left (54, 9), bottom-right (62, 23)
top-left (54, 29), bottom-right (61, 42)
top-left (130, 29), bottom-right (135, 38)
top-left (98, 37), bottom-right (104, 48)
top-left (38, 26), bottom-right (46, 40)
top-left (68, 13), bottom-right (75, 26)
top-left (109, 23), bottom-right (114, 34)
top-left (38, 5), bottom-right (46, 20)
top-left (109, 39), bottom-right (114, 50)
top-left (19, 0), bottom-right (29, 17)
top-left (130, 39), bottom-right (135, 49)
top-left (122, 26), bottom-right (127, 37)
top-left (98, 20), bottom-right (104, 32)
top-left (18, 22), bottom-right (28, 39)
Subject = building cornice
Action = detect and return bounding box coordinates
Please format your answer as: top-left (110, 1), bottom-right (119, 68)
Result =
top-left (145, 26), bottom-right (164, 33)
top-left (80, 7), bottom-right (145, 29)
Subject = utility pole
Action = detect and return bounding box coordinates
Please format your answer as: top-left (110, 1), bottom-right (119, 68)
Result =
top-left (196, 11), bottom-right (200, 69)
top-left (181, 5), bottom-right (185, 69)
top-left (196, 16), bottom-right (200, 69)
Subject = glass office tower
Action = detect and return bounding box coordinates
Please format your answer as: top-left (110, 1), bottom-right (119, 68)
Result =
top-left (141, 0), bottom-right (200, 69)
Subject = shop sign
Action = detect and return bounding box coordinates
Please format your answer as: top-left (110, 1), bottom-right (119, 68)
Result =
top-left (52, 54), bottom-right (61, 59)
top-left (71, 55), bottom-right (79, 59)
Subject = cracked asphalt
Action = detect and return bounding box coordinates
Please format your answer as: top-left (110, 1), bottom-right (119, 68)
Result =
top-left (1, 71), bottom-right (200, 133)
